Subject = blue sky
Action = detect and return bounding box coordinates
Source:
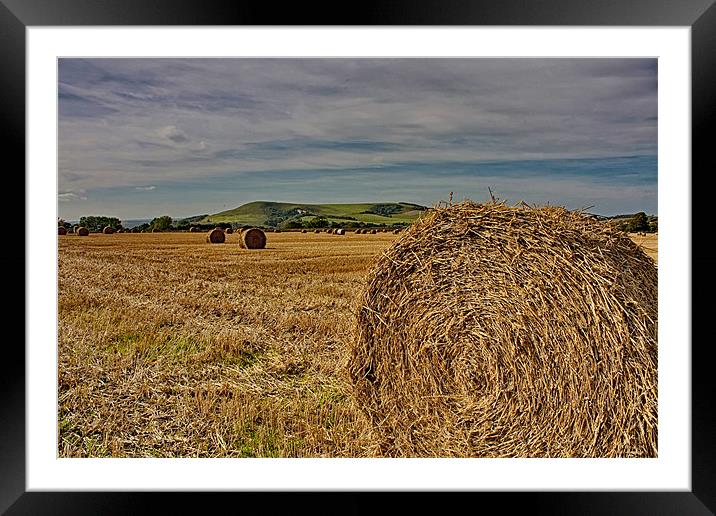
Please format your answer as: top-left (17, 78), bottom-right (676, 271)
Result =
top-left (58, 58), bottom-right (657, 220)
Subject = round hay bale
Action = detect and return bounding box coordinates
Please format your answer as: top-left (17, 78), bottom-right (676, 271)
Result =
top-left (239, 228), bottom-right (266, 249)
top-left (370, 229), bottom-right (377, 234)
top-left (348, 201), bottom-right (658, 458)
top-left (301, 229), bottom-right (307, 233)
top-left (336, 228), bottom-right (345, 235)
top-left (225, 227), bottom-right (233, 234)
top-left (393, 229), bottom-right (400, 234)
top-left (206, 228), bottom-right (225, 244)
top-left (315, 229), bottom-right (321, 233)
top-left (76, 226), bottom-right (89, 236)
top-left (103, 226), bottom-right (114, 234)
top-left (58, 226), bottom-right (67, 235)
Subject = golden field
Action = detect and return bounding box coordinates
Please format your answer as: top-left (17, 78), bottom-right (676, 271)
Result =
top-left (57, 230), bottom-right (657, 457)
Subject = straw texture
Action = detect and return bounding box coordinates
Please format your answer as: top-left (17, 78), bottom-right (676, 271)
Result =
top-left (348, 201), bottom-right (657, 458)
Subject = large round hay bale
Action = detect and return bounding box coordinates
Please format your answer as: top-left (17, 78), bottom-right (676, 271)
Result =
top-left (349, 201), bottom-right (658, 458)
top-left (58, 226), bottom-right (67, 235)
top-left (206, 227), bottom-right (225, 244)
top-left (225, 227), bottom-right (233, 234)
top-left (336, 228), bottom-right (345, 235)
top-left (239, 228), bottom-right (266, 249)
top-left (103, 226), bottom-right (114, 234)
top-left (76, 226), bottom-right (89, 236)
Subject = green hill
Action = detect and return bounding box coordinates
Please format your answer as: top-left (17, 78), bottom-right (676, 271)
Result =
top-left (201, 201), bottom-right (428, 228)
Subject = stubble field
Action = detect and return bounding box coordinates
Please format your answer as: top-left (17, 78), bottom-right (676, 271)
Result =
top-left (57, 230), bottom-right (658, 457)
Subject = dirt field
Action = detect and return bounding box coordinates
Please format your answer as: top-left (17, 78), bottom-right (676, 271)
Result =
top-left (57, 231), bottom-right (657, 457)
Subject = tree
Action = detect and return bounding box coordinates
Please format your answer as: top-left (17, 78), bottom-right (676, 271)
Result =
top-left (78, 215), bottom-right (122, 232)
top-left (280, 219), bottom-right (304, 230)
top-left (629, 212), bottom-right (649, 232)
top-left (150, 215), bottom-right (172, 231)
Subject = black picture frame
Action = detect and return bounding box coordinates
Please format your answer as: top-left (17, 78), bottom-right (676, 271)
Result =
top-left (5, 0), bottom-right (714, 513)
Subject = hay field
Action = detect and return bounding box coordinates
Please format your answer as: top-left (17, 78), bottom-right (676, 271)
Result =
top-left (57, 230), bottom-right (657, 457)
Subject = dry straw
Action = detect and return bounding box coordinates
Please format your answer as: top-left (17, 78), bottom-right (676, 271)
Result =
top-left (58, 226), bottom-right (67, 235)
top-left (348, 201), bottom-right (658, 458)
top-left (76, 226), bottom-right (89, 236)
top-left (206, 228), bottom-right (225, 244)
top-left (239, 227), bottom-right (267, 249)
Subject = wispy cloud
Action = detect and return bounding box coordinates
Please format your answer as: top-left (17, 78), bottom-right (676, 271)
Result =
top-left (157, 125), bottom-right (189, 144)
top-left (135, 185), bottom-right (157, 191)
top-left (58, 191), bottom-right (88, 202)
top-left (58, 58), bottom-right (657, 219)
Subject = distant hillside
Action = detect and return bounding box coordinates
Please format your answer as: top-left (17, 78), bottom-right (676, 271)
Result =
top-left (201, 201), bottom-right (428, 227)
top-left (176, 214), bottom-right (208, 224)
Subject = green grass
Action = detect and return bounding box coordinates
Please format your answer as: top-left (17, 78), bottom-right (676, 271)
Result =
top-left (200, 201), bottom-right (427, 226)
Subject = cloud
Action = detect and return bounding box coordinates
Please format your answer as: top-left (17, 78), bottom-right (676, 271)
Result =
top-left (135, 185), bottom-right (157, 191)
top-left (58, 191), bottom-right (88, 202)
top-left (57, 58), bottom-right (657, 217)
top-left (157, 125), bottom-right (189, 143)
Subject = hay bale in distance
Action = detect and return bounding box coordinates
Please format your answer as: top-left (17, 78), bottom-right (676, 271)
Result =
top-left (239, 227), bottom-right (267, 249)
top-left (76, 226), bottom-right (89, 236)
top-left (58, 226), bottom-right (67, 235)
top-left (370, 229), bottom-right (377, 234)
top-left (349, 201), bottom-right (658, 458)
top-left (301, 229), bottom-right (307, 233)
top-left (393, 229), bottom-right (400, 234)
top-left (225, 227), bottom-right (233, 234)
top-left (314, 229), bottom-right (321, 233)
top-left (336, 228), bottom-right (345, 235)
top-left (206, 227), bottom-right (225, 244)
top-left (189, 226), bottom-right (199, 233)
top-left (103, 226), bottom-right (114, 234)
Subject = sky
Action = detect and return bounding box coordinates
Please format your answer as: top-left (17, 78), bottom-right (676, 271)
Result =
top-left (58, 58), bottom-right (657, 221)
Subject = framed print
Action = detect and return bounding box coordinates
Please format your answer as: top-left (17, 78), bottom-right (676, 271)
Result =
top-left (5, 0), bottom-right (715, 513)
